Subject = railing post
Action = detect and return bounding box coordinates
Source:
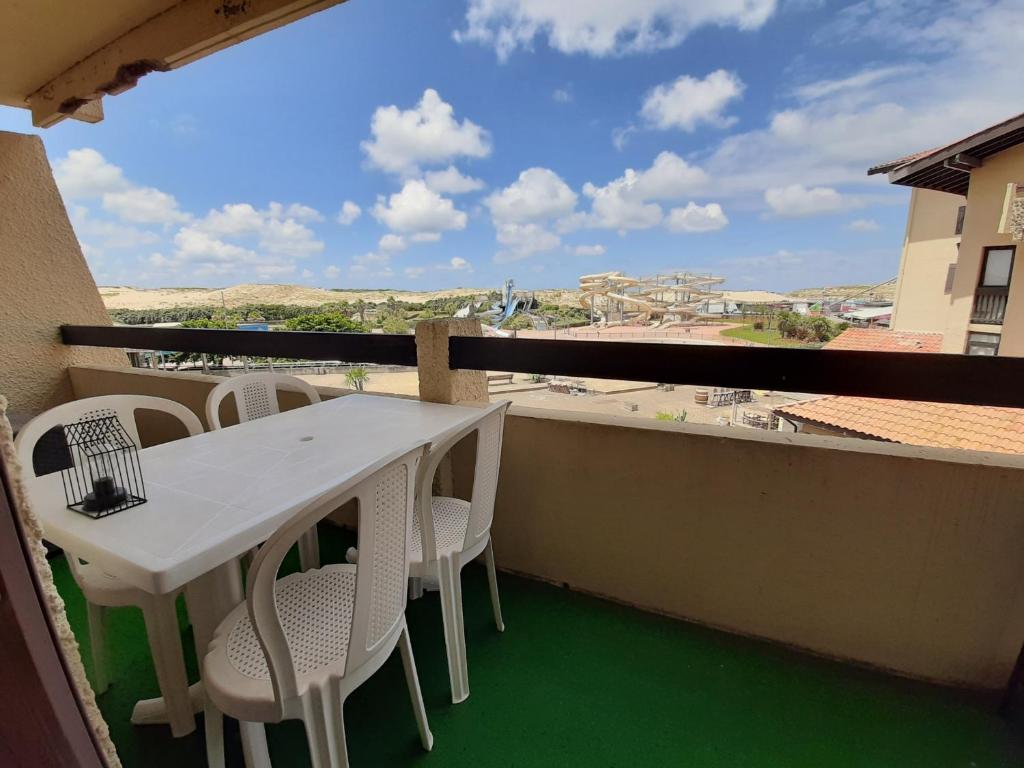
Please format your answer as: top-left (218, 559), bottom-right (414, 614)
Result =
top-left (415, 319), bottom-right (488, 405)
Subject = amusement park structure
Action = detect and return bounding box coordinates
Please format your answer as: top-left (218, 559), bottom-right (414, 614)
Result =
top-left (578, 271), bottom-right (726, 326)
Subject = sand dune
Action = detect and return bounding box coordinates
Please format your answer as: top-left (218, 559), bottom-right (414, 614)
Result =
top-left (99, 283), bottom-right (501, 310)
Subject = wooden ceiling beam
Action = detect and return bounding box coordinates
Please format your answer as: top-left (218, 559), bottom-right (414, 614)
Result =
top-left (28, 0), bottom-right (347, 128)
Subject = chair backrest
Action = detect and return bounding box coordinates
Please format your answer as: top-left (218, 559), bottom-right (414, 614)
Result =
top-left (14, 395), bottom-right (203, 478)
top-left (416, 401), bottom-right (510, 561)
top-left (244, 442), bottom-right (425, 717)
top-left (205, 373), bottom-right (321, 430)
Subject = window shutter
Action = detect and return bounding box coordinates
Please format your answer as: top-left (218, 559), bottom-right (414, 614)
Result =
top-left (944, 264), bottom-right (956, 294)
top-left (954, 205), bottom-right (966, 235)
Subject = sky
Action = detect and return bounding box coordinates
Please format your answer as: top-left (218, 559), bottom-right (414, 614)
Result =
top-left (2, 0), bottom-right (1022, 293)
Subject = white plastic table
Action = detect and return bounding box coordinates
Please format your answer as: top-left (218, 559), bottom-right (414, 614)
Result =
top-left (28, 394), bottom-right (487, 737)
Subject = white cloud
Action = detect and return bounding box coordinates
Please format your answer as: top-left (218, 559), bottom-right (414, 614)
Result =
top-left (456, 0), bottom-right (777, 60)
top-left (337, 200), bottom-right (362, 225)
top-left (580, 152), bottom-right (708, 231)
top-left (629, 151), bottom-right (709, 198)
top-left (641, 70), bottom-right (744, 131)
top-left (411, 231), bottom-right (442, 243)
top-left (324, 265), bottom-right (342, 278)
top-left (485, 168), bottom-right (578, 261)
top-left (553, 87), bottom-right (572, 103)
top-left (699, 2), bottom-right (1024, 206)
top-left (372, 180), bottom-right (468, 236)
top-left (445, 256), bottom-right (472, 271)
top-left (362, 88), bottom-right (491, 175)
top-left (847, 218), bottom-right (880, 232)
top-left (69, 205), bottom-right (161, 250)
top-left (54, 148), bottom-right (129, 199)
top-left (378, 234), bottom-right (408, 252)
top-left (404, 266), bottom-right (427, 279)
top-left (424, 166), bottom-right (486, 194)
top-left (353, 252), bottom-right (390, 267)
top-left (485, 167), bottom-right (577, 224)
top-left (494, 222), bottom-right (562, 263)
top-left (196, 203), bottom-right (265, 236)
top-left (792, 65), bottom-right (912, 102)
top-left (350, 252), bottom-right (394, 280)
top-left (665, 202), bottom-right (729, 232)
top-left (277, 203), bottom-right (324, 223)
top-left (259, 218), bottom-right (324, 257)
top-left (102, 186), bottom-right (190, 225)
top-left (573, 244), bottom-right (606, 256)
top-left (764, 185), bottom-right (847, 217)
top-left (583, 180), bottom-right (662, 231)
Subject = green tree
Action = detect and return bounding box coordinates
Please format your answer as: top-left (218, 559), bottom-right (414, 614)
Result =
top-left (381, 315), bottom-right (410, 334)
top-left (345, 367), bottom-right (370, 391)
top-left (348, 299), bottom-right (365, 323)
top-left (283, 313), bottom-right (367, 332)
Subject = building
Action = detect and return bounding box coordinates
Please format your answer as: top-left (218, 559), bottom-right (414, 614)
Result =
top-left (776, 327), bottom-right (1024, 454)
top-left (869, 113), bottom-right (1024, 355)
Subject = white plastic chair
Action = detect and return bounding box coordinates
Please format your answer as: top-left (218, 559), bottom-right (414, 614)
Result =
top-left (206, 372), bottom-right (323, 570)
top-left (202, 443), bottom-right (432, 768)
top-left (15, 394), bottom-right (204, 736)
top-left (411, 400), bottom-right (510, 704)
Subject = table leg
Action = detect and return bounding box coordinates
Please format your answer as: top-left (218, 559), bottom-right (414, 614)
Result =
top-left (129, 561), bottom-right (244, 736)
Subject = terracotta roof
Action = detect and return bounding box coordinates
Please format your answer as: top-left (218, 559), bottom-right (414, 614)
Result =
top-left (824, 328), bottom-right (942, 353)
top-left (775, 396), bottom-right (1024, 455)
top-left (865, 111), bottom-right (1024, 195)
top-left (866, 148), bottom-right (938, 176)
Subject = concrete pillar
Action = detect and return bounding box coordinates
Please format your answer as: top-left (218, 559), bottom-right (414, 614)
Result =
top-left (415, 318), bottom-right (488, 405)
top-left (0, 131), bottom-right (127, 428)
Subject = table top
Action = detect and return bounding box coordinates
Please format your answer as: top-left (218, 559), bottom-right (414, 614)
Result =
top-left (28, 395), bottom-right (485, 594)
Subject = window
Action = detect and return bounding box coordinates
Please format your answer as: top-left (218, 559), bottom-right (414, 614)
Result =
top-left (943, 264), bottom-right (957, 294)
top-left (955, 205), bottom-right (966, 235)
top-left (979, 246), bottom-right (1014, 288)
top-left (966, 332), bottom-right (1000, 356)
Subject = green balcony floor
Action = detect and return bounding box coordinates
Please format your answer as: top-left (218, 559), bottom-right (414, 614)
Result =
top-left (52, 525), bottom-right (1024, 767)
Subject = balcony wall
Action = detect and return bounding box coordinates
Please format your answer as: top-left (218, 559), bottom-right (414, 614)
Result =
top-left (67, 364), bottom-right (1024, 691)
top-left (0, 133), bottom-right (126, 429)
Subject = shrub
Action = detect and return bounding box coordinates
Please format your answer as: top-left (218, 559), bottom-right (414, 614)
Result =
top-left (655, 410), bottom-right (687, 422)
top-left (752, 320), bottom-right (764, 331)
top-left (283, 313), bottom-right (367, 332)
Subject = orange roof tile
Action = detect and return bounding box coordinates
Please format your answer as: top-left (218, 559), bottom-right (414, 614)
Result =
top-left (824, 328), bottom-right (943, 353)
top-left (775, 396), bottom-right (1024, 455)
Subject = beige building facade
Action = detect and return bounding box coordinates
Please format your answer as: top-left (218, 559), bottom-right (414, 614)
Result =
top-left (873, 113), bottom-right (1024, 356)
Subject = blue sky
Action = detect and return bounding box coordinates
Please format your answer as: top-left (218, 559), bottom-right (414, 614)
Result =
top-left (2, 0), bottom-right (1020, 292)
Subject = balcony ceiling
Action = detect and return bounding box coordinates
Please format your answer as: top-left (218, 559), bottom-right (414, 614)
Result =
top-left (0, 0), bottom-right (345, 128)
top-left (0, 1), bottom-right (178, 109)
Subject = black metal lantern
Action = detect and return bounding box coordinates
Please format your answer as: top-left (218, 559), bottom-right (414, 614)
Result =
top-left (61, 416), bottom-right (146, 518)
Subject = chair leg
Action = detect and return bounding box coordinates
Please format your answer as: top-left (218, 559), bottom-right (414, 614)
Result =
top-left (85, 602), bottom-right (110, 694)
top-left (398, 625), bottom-right (433, 751)
top-left (408, 577), bottom-right (424, 600)
top-left (204, 697), bottom-right (225, 768)
top-left (483, 538), bottom-right (505, 632)
top-left (140, 596), bottom-right (195, 737)
top-left (437, 557), bottom-right (470, 704)
top-left (304, 685), bottom-right (347, 768)
top-left (240, 721), bottom-right (271, 768)
top-left (298, 527), bottom-right (321, 571)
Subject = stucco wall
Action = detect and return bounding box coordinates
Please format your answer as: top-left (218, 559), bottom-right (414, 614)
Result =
top-left (944, 143), bottom-right (1024, 354)
top-left (65, 365), bottom-right (1024, 690)
top-left (891, 188), bottom-right (963, 334)
top-left (0, 131), bottom-right (126, 428)
top-left (491, 407), bottom-right (1024, 690)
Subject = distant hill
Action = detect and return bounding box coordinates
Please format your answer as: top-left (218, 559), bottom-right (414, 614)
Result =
top-left (99, 283), bottom-right (580, 310)
top-left (788, 283), bottom-right (896, 303)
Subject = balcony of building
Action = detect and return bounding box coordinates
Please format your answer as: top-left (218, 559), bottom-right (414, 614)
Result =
top-left (4, 337), bottom-right (1023, 766)
top-left (971, 287), bottom-right (1009, 325)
